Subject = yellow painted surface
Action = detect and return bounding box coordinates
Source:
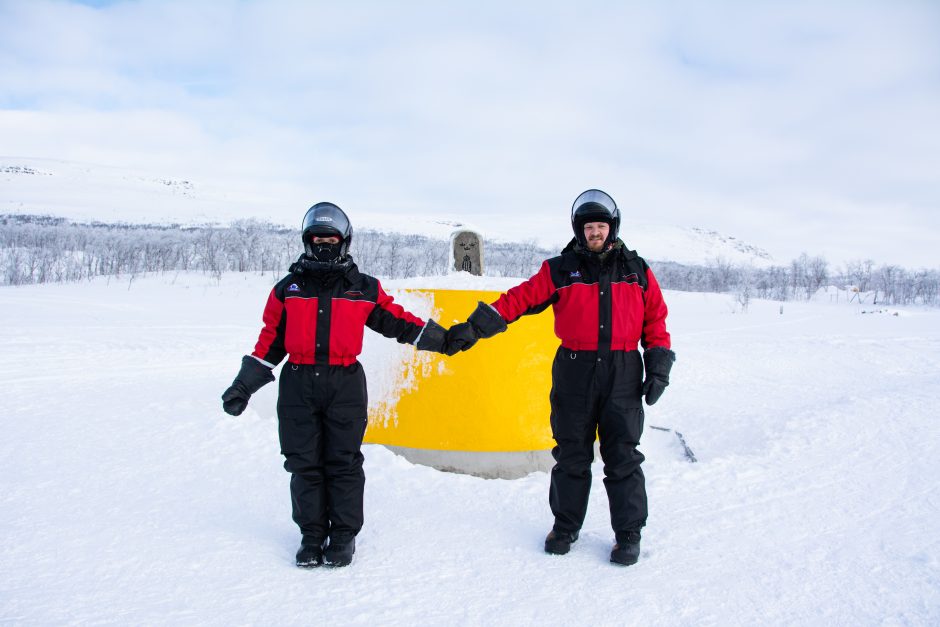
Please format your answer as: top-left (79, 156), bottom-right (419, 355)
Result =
top-left (365, 289), bottom-right (558, 452)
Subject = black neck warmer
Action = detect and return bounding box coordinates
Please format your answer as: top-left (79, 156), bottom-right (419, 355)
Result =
top-left (289, 254), bottom-right (352, 284)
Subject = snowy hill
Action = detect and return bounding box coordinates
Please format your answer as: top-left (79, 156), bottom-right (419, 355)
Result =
top-left (0, 156), bottom-right (273, 228)
top-left (1, 272), bottom-right (937, 624)
top-left (1, 157), bottom-right (775, 267)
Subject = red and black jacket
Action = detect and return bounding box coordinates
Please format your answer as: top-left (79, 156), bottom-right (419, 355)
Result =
top-left (252, 259), bottom-right (426, 367)
top-left (491, 241), bottom-right (671, 352)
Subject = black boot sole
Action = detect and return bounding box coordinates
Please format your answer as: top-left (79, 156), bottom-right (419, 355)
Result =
top-left (544, 541), bottom-right (571, 555)
top-left (610, 554), bottom-right (639, 566)
top-left (296, 552), bottom-right (323, 568)
top-left (296, 558), bottom-right (322, 569)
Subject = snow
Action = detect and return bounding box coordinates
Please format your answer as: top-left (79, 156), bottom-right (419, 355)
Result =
top-left (1, 156), bottom-right (776, 267)
top-left (383, 273), bottom-right (526, 293)
top-left (1, 272), bottom-right (938, 625)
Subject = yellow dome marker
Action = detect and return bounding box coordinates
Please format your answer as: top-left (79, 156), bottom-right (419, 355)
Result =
top-left (365, 288), bottom-right (557, 476)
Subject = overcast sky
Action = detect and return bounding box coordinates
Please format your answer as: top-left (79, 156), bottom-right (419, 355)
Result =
top-left (1, 0), bottom-right (938, 267)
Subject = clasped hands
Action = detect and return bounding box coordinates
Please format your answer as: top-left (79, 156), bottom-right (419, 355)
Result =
top-left (420, 301), bottom-right (508, 356)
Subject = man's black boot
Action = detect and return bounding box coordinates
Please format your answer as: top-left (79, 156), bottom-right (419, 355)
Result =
top-left (544, 529), bottom-right (579, 555)
top-left (323, 536), bottom-right (356, 567)
top-left (610, 530), bottom-right (641, 566)
top-left (295, 539), bottom-right (325, 568)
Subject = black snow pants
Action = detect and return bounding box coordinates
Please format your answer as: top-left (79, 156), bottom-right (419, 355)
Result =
top-left (548, 347), bottom-right (647, 537)
top-left (276, 362), bottom-right (369, 544)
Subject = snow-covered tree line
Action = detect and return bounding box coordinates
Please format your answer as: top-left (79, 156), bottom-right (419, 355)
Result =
top-left (1, 214), bottom-right (938, 306)
top-left (0, 214), bottom-right (542, 285)
top-left (655, 253), bottom-right (940, 306)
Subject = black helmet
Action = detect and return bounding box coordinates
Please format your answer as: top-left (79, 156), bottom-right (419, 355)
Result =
top-left (301, 202), bottom-right (353, 259)
top-left (571, 189), bottom-right (619, 248)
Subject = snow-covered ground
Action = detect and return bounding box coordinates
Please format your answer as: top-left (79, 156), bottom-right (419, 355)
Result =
top-left (1, 272), bottom-right (938, 625)
top-left (1, 156), bottom-right (777, 267)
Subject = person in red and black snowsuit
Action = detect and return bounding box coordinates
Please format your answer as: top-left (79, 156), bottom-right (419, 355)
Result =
top-left (221, 202), bottom-right (449, 568)
top-left (447, 189), bottom-right (675, 566)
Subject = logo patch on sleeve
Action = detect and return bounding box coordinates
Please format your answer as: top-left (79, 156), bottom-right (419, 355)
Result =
top-left (569, 271), bottom-right (582, 278)
top-left (288, 283), bottom-right (301, 292)
top-left (344, 290), bottom-right (364, 297)
top-left (622, 273), bottom-right (639, 284)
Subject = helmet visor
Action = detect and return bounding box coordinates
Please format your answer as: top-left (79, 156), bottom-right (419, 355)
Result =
top-left (302, 202), bottom-right (351, 240)
top-left (571, 189), bottom-right (617, 221)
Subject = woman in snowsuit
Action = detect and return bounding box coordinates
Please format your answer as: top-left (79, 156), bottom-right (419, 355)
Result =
top-left (221, 202), bottom-right (449, 568)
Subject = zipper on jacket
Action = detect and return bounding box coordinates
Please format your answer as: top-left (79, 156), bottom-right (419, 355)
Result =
top-left (314, 290), bottom-right (332, 365)
top-left (597, 262), bottom-right (613, 365)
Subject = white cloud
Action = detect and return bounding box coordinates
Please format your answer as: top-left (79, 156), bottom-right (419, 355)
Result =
top-left (1, 0), bottom-right (939, 266)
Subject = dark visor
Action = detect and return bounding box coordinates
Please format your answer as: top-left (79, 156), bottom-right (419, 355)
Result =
top-left (302, 203), bottom-right (350, 238)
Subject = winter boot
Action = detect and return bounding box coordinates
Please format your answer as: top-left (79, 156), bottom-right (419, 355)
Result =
top-left (610, 530), bottom-right (641, 566)
top-left (323, 536), bottom-right (356, 567)
top-left (544, 529), bottom-right (579, 555)
top-left (295, 538), bottom-right (325, 568)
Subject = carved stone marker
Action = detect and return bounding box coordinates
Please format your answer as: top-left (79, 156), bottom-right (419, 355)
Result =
top-left (451, 229), bottom-right (484, 275)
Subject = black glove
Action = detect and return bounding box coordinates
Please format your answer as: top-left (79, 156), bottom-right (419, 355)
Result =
top-left (221, 355), bottom-right (276, 416)
top-left (467, 301), bottom-right (507, 339)
top-left (442, 322), bottom-right (478, 355)
top-left (436, 303), bottom-right (506, 356)
top-left (415, 319), bottom-right (447, 353)
top-left (642, 347), bottom-right (676, 406)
